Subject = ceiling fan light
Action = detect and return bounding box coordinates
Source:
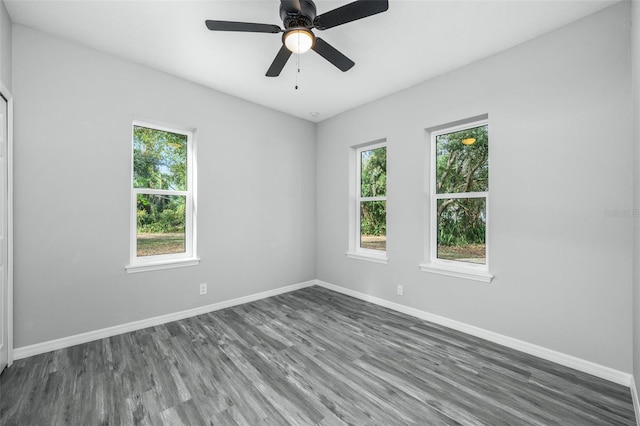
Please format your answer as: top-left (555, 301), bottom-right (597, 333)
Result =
top-left (284, 29), bottom-right (314, 54)
top-left (462, 137), bottom-right (477, 146)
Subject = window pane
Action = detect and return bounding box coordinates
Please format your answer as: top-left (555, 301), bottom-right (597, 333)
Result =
top-left (360, 201), bottom-right (386, 251)
top-left (436, 125), bottom-right (488, 194)
top-left (136, 193), bottom-right (186, 256)
top-left (133, 125), bottom-right (187, 191)
top-left (360, 147), bottom-right (386, 197)
top-left (437, 198), bottom-right (486, 264)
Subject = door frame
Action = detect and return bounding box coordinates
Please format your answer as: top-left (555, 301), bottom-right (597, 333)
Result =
top-left (0, 80), bottom-right (13, 367)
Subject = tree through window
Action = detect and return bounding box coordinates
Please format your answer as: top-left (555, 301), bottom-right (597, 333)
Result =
top-left (359, 145), bottom-right (387, 251)
top-left (129, 122), bottom-right (196, 269)
top-left (432, 121), bottom-right (488, 265)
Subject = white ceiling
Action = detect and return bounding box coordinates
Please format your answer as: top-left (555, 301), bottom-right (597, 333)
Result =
top-left (5, 0), bottom-right (618, 122)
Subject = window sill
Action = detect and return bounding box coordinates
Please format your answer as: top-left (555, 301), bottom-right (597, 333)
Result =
top-left (126, 257), bottom-right (200, 274)
top-left (419, 262), bottom-right (493, 283)
top-left (346, 251), bottom-right (389, 264)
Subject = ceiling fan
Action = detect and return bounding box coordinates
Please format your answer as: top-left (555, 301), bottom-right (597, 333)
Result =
top-left (205, 0), bottom-right (389, 77)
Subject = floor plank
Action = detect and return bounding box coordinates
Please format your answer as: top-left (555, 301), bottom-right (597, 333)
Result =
top-left (1, 286), bottom-right (636, 425)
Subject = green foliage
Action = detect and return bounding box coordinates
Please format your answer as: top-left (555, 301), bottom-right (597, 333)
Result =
top-left (361, 201), bottom-right (386, 236)
top-left (436, 125), bottom-right (488, 246)
top-left (436, 125), bottom-right (488, 194)
top-left (134, 126), bottom-right (187, 191)
top-left (437, 198), bottom-right (486, 247)
top-left (360, 147), bottom-right (387, 237)
top-left (361, 147), bottom-right (387, 198)
top-left (137, 194), bottom-right (186, 233)
top-left (134, 126), bottom-right (188, 236)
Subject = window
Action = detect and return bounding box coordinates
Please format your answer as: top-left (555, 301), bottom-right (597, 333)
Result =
top-left (347, 141), bottom-right (388, 263)
top-left (420, 119), bottom-right (492, 282)
top-left (126, 121), bottom-right (198, 273)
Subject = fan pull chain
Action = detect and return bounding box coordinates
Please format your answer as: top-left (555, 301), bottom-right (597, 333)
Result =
top-left (295, 53), bottom-right (300, 90)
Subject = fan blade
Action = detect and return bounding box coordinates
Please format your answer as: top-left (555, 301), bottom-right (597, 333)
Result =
top-left (313, 0), bottom-right (388, 30)
top-left (266, 45), bottom-right (292, 77)
top-left (205, 20), bottom-right (281, 34)
top-left (280, 0), bottom-right (302, 13)
top-left (312, 38), bottom-right (355, 72)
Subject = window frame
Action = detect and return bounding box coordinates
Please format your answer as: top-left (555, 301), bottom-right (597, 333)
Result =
top-left (126, 120), bottom-right (199, 273)
top-left (346, 140), bottom-right (388, 264)
top-left (420, 119), bottom-right (492, 282)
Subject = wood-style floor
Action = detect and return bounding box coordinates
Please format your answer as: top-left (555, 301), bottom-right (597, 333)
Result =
top-left (1, 286), bottom-right (636, 425)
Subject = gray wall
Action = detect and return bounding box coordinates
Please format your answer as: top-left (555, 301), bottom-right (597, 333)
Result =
top-left (12, 25), bottom-right (316, 348)
top-left (633, 0), bottom-right (640, 396)
top-left (316, 3), bottom-right (633, 372)
top-left (0, 0), bottom-right (10, 90)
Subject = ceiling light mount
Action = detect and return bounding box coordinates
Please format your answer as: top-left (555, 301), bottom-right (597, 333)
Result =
top-left (280, 0), bottom-right (317, 24)
top-left (283, 27), bottom-right (315, 54)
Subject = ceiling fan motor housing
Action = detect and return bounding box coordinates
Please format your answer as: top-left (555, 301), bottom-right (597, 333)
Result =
top-left (280, 0), bottom-right (317, 29)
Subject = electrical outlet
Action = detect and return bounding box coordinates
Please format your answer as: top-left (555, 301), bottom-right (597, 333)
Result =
top-left (397, 285), bottom-right (403, 296)
top-left (199, 283), bottom-right (207, 295)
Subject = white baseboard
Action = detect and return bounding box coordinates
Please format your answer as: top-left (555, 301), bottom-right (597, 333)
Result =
top-left (631, 377), bottom-right (640, 426)
top-left (13, 280), bottom-right (316, 360)
top-left (314, 279), bottom-right (634, 387)
top-left (12, 278), bottom-right (636, 393)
